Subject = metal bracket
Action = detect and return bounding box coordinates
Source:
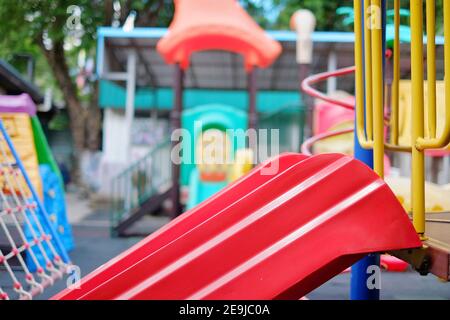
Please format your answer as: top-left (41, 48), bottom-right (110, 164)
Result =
top-left (390, 247), bottom-right (431, 276)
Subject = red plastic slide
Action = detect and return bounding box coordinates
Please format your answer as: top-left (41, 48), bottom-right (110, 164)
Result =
top-left (54, 153), bottom-right (421, 300)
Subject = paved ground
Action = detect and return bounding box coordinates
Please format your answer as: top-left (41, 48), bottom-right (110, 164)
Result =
top-left (309, 271), bottom-right (450, 300)
top-left (35, 195), bottom-right (450, 300)
top-left (65, 191), bottom-right (99, 224)
top-left (38, 224), bottom-right (141, 299)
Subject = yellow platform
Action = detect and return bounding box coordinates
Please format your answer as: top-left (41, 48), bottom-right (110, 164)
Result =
top-left (0, 113), bottom-right (42, 199)
top-left (398, 80), bottom-right (450, 150)
top-left (385, 176), bottom-right (450, 213)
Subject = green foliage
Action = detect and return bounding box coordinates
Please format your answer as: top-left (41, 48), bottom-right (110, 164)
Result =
top-left (397, 0), bottom-right (444, 35)
top-left (49, 110), bottom-right (70, 131)
top-left (0, 0), bottom-right (173, 107)
top-left (245, 0), bottom-right (445, 34)
top-left (0, 0), bottom-right (445, 106)
top-left (271, 0), bottom-right (354, 31)
top-left (240, 0), bottom-right (273, 29)
top-left (0, 0), bottom-right (103, 53)
top-left (0, 0), bottom-right (104, 106)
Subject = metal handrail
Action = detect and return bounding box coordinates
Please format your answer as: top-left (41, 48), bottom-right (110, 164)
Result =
top-left (415, 0), bottom-right (450, 151)
top-left (302, 0), bottom-right (450, 239)
top-left (112, 139), bottom-right (170, 181)
top-left (110, 138), bottom-right (171, 230)
top-left (301, 128), bottom-right (353, 155)
top-left (300, 65), bottom-right (414, 154)
top-left (353, 0), bottom-right (450, 238)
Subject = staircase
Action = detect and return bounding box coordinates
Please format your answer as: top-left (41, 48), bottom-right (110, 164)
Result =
top-left (109, 104), bottom-right (305, 237)
top-left (110, 139), bottom-right (172, 237)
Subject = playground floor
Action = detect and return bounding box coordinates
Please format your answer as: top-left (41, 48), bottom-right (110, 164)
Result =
top-left (37, 193), bottom-right (450, 300)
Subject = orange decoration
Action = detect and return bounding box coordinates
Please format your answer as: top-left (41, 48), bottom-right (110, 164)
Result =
top-left (157, 0), bottom-right (282, 71)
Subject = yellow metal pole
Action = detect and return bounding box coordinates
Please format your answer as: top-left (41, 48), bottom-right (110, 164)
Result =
top-left (364, 0), bottom-right (374, 141)
top-left (443, 0), bottom-right (450, 146)
top-left (426, 0), bottom-right (437, 139)
top-left (371, 0), bottom-right (384, 178)
top-left (390, 0), bottom-right (400, 145)
top-left (355, 0), bottom-right (374, 149)
top-left (410, 0), bottom-right (426, 238)
top-left (417, 0), bottom-right (450, 150)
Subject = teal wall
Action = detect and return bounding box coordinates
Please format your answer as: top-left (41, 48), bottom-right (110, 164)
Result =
top-left (99, 80), bottom-right (302, 113)
top-left (180, 104), bottom-right (248, 186)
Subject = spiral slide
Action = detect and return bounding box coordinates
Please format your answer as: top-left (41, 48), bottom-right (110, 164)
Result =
top-left (53, 153), bottom-right (420, 300)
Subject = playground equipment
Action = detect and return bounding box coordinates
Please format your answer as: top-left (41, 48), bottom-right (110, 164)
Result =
top-left (53, 0), bottom-right (422, 300)
top-left (397, 80), bottom-right (450, 152)
top-left (304, 4), bottom-right (450, 213)
top-left (301, 0), bottom-right (450, 294)
top-left (54, 153), bottom-right (420, 300)
top-left (180, 104), bottom-right (249, 210)
top-left (110, 139), bottom-right (172, 236)
top-left (0, 119), bottom-right (71, 300)
top-left (110, 0), bottom-right (283, 236)
top-left (110, 103), bottom-right (303, 236)
top-left (290, 10), bottom-right (316, 138)
top-left (157, 0), bottom-right (281, 218)
top-left (0, 98), bottom-right (42, 198)
top-left (305, 86), bottom-right (449, 212)
top-left (0, 94), bottom-right (74, 255)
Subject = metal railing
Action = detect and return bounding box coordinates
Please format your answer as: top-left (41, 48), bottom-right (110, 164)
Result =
top-left (354, 0), bottom-right (450, 238)
top-left (110, 138), bottom-right (172, 230)
top-left (301, 0), bottom-right (450, 240)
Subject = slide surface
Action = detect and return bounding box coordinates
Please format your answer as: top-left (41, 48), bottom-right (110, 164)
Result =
top-left (54, 153), bottom-right (420, 300)
top-left (31, 116), bottom-right (64, 187)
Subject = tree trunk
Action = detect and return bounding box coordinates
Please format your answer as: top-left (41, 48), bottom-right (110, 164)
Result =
top-left (39, 40), bottom-right (86, 183)
top-left (86, 82), bottom-right (102, 151)
top-left (104, 0), bottom-right (114, 26)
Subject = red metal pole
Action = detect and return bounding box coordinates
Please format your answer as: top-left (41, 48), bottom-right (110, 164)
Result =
top-left (301, 66), bottom-right (356, 110)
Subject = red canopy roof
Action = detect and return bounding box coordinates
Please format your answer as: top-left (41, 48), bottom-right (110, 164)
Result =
top-left (157, 0), bottom-right (282, 71)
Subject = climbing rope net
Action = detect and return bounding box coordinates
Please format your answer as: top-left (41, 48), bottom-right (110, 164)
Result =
top-left (0, 123), bottom-right (69, 300)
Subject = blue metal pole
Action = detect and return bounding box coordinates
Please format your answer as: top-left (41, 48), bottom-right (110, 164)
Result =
top-left (0, 120), bottom-right (70, 264)
top-left (351, 131), bottom-right (380, 299)
top-left (350, 0), bottom-right (386, 300)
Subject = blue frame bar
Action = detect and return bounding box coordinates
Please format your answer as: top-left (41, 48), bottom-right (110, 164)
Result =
top-left (95, 25), bottom-right (444, 76)
top-left (350, 0), bottom-right (386, 300)
top-left (0, 120), bottom-right (70, 264)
